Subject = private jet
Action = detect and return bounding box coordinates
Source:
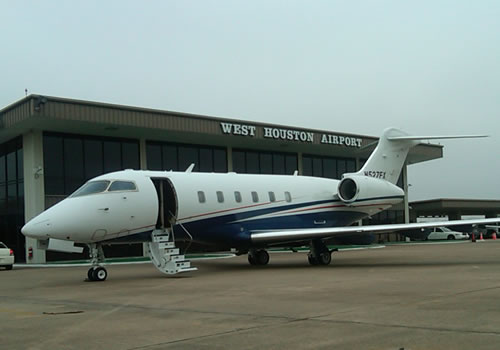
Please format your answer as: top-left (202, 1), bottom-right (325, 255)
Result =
top-left (21, 128), bottom-right (499, 281)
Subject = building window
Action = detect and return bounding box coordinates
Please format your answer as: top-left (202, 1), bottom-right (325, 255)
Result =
top-left (146, 141), bottom-right (227, 173)
top-left (43, 133), bottom-right (140, 196)
top-left (216, 191), bottom-right (224, 203)
top-left (232, 150), bottom-right (297, 175)
top-left (251, 191), bottom-right (259, 203)
top-left (234, 191), bottom-right (242, 203)
top-left (302, 155), bottom-right (356, 179)
top-left (198, 191), bottom-right (206, 203)
top-left (0, 137), bottom-right (24, 262)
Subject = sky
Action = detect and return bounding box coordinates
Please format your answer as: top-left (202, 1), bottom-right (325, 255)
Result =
top-left (1, 0), bottom-right (499, 201)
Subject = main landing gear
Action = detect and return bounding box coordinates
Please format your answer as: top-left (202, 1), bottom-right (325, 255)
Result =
top-left (307, 239), bottom-right (336, 266)
top-left (246, 241), bottom-right (335, 267)
top-left (86, 243), bottom-right (107, 282)
top-left (248, 249), bottom-right (270, 266)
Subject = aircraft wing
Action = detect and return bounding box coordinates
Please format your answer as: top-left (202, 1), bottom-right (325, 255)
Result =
top-left (250, 218), bottom-right (500, 244)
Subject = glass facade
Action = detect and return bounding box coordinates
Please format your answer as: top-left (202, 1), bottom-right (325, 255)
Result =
top-left (302, 154), bottom-right (356, 179)
top-left (43, 133), bottom-right (141, 261)
top-left (44, 133), bottom-right (140, 196)
top-left (0, 137), bottom-right (25, 262)
top-left (232, 149), bottom-right (297, 175)
top-left (146, 141), bottom-right (227, 172)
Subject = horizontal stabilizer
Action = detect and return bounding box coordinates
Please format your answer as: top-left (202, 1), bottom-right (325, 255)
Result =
top-left (355, 128), bottom-right (488, 184)
top-left (388, 135), bottom-right (488, 141)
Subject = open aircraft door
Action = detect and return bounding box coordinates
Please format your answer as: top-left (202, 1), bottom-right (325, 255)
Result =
top-left (150, 177), bottom-right (178, 230)
top-left (147, 177), bottom-right (197, 275)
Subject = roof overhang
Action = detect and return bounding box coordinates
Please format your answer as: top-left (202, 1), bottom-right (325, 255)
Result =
top-left (0, 95), bottom-right (442, 164)
top-left (410, 199), bottom-right (500, 217)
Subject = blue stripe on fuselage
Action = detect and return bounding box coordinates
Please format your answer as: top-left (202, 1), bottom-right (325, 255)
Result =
top-left (106, 196), bottom-right (401, 248)
top-left (174, 196), bottom-right (399, 248)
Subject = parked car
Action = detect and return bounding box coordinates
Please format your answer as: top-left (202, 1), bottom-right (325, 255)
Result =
top-left (426, 227), bottom-right (469, 240)
top-left (0, 242), bottom-right (14, 270)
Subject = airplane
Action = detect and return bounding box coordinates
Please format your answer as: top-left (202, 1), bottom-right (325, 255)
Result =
top-left (21, 127), bottom-right (500, 281)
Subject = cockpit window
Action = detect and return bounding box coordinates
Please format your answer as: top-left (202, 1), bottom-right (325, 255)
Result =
top-left (71, 181), bottom-right (110, 197)
top-left (108, 181), bottom-right (137, 192)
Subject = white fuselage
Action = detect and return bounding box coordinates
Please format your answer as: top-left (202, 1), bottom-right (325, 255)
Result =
top-left (22, 170), bottom-right (404, 248)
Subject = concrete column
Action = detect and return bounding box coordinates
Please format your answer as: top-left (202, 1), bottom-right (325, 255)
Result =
top-left (139, 138), bottom-right (147, 170)
top-left (403, 163), bottom-right (410, 224)
top-left (139, 138), bottom-right (149, 257)
top-left (23, 130), bottom-right (46, 263)
top-left (297, 152), bottom-right (303, 175)
top-left (227, 146), bottom-right (233, 172)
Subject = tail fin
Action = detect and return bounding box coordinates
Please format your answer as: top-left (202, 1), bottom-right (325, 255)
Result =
top-left (354, 128), bottom-right (487, 184)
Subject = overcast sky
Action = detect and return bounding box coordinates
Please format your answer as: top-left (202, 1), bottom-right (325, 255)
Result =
top-left (1, 1), bottom-right (499, 201)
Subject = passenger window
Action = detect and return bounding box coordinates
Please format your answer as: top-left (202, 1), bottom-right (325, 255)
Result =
top-left (268, 191), bottom-right (276, 202)
top-left (234, 191), bottom-right (242, 203)
top-left (108, 181), bottom-right (137, 192)
top-left (198, 191), bottom-right (206, 203)
top-left (285, 191), bottom-right (292, 202)
top-left (216, 191), bottom-right (224, 203)
top-left (251, 191), bottom-right (259, 203)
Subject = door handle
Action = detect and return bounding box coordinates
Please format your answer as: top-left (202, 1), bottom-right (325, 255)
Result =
top-left (98, 208), bottom-right (109, 211)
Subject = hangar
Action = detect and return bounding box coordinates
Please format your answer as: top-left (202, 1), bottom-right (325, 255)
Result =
top-left (0, 95), bottom-right (443, 263)
top-left (410, 199), bottom-right (500, 221)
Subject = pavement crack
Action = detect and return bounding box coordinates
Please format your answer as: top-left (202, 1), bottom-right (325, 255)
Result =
top-left (305, 318), bottom-right (500, 337)
top-left (125, 320), bottom-right (287, 350)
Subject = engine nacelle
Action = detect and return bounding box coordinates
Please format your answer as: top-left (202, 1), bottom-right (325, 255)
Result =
top-left (337, 175), bottom-right (404, 204)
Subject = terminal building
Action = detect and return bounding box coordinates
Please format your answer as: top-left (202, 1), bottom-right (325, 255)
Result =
top-left (0, 95), bottom-right (445, 263)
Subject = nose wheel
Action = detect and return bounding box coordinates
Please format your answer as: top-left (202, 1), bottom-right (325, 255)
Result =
top-left (87, 266), bottom-right (108, 281)
top-left (86, 243), bottom-right (107, 282)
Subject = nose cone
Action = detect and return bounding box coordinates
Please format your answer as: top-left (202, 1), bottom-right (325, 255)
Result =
top-left (22, 218), bottom-right (52, 239)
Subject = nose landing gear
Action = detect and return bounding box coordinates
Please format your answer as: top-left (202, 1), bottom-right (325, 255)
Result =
top-left (86, 244), bottom-right (107, 282)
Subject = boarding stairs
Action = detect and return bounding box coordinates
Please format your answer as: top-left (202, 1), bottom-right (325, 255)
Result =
top-left (147, 229), bottom-right (197, 275)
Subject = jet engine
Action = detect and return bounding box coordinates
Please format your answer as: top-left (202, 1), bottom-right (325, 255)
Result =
top-left (337, 175), bottom-right (404, 204)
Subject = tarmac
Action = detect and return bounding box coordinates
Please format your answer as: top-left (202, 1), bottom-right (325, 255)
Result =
top-left (1, 240), bottom-right (500, 350)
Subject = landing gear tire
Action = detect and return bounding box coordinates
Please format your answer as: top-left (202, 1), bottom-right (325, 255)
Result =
top-left (87, 266), bottom-right (107, 282)
top-left (256, 250), bottom-right (269, 265)
top-left (248, 250), bottom-right (269, 266)
top-left (308, 239), bottom-right (333, 266)
top-left (248, 254), bottom-right (257, 265)
top-left (308, 254), bottom-right (319, 266)
top-left (318, 252), bottom-right (332, 265)
top-left (87, 267), bottom-right (95, 281)
top-left (92, 267), bottom-right (107, 281)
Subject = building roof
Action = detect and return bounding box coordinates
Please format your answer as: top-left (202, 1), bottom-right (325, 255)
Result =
top-left (1, 94), bottom-right (442, 163)
top-left (410, 198), bottom-right (500, 217)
